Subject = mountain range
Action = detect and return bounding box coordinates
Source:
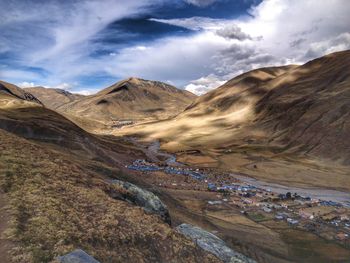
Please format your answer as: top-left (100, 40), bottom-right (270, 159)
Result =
top-left (0, 50), bottom-right (349, 263)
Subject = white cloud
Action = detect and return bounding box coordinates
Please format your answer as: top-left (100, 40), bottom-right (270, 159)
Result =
top-left (150, 17), bottom-right (229, 31)
top-left (0, 0), bottom-right (164, 88)
top-left (149, 0), bottom-right (350, 92)
top-left (184, 0), bottom-right (219, 7)
top-left (27, 0), bottom-right (162, 63)
top-left (305, 32), bottom-right (350, 59)
top-left (102, 31), bottom-right (229, 83)
top-left (1, 0), bottom-right (350, 94)
top-left (238, 0), bottom-right (350, 61)
top-left (0, 69), bottom-right (42, 83)
top-left (216, 24), bottom-right (252, 40)
top-left (74, 89), bottom-right (96, 96)
top-left (18, 82), bottom-right (36, 88)
top-left (50, 83), bottom-right (73, 90)
top-left (185, 74), bottom-right (226, 95)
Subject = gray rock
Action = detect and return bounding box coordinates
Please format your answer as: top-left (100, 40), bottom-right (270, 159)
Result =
top-left (110, 179), bottom-right (171, 224)
top-left (176, 224), bottom-right (256, 263)
top-left (58, 249), bottom-right (100, 263)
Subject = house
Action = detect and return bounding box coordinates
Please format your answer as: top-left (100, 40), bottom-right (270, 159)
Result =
top-left (243, 198), bottom-right (253, 204)
top-left (336, 232), bottom-right (349, 241)
top-left (341, 215), bottom-right (349, 221)
top-left (208, 200), bottom-right (222, 205)
top-left (287, 218), bottom-right (299, 225)
top-left (263, 207), bottom-right (272, 213)
top-left (299, 209), bottom-right (314, 219)
top-left (281, 203), bottom-right (288, 209)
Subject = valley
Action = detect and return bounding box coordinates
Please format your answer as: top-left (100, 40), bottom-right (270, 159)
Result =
top-left (117, 137), bottom-right (350, 262)
top-left (0, 50), bottom-right (349, 263)
top-left (1, 1), bottom-right (350, 262)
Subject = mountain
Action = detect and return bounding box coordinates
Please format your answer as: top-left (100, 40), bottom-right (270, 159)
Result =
top-left (124, 65), bottom-right (298, 149)
top-left (134, 51), bottom-right (350, 163)
top-left (123, 50), bottom-right (350, 190)
top-left (25, 86), bottom-right (84, 109)
top-left (58, 77), bottom-right (196, 124)
top-left (0, 81), bottom-right (220, 263)
top-left (252, 50), bottom-right (350, 164)
top-left (0, 80), bottom-right (42, 105)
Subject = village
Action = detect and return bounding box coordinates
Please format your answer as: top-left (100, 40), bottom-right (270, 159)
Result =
top-left (127, 159), bottom-right (350, 248)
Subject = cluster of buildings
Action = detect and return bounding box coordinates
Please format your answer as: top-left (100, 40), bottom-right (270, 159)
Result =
top-left (110, 120), bottom-right (134, 128)
top-left (127, 159), bottom-right (205, 180)
top-left (206, 180), bottom-right (350, 246)
top-left (127, 158), bottom-right (350, 246)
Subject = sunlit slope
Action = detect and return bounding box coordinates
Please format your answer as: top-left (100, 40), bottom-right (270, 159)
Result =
top-left (0, 81), bottom-right (220, 263)
top-left (126, 51), bottom-right (350, 165)
top-left (123, 65), bottom-right (297, 148)
top-left (26, 86), bottom-right (84, 109)
top-left (58, 77), bottom-right (196, 124)
top-left (0, 80), bottom-right (42, 106)
top-left (0, 81), bottom-right (124, 163)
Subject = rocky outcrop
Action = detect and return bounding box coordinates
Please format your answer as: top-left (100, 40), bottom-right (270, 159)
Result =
top-left (109, 179), bottom-right (171, 224)
top-left (58, 249), bottom-right (100, 263)
top-left (177, 224), bottom-right (256, 263)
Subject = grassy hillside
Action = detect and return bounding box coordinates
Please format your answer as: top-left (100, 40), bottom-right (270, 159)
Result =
top-left (58, 77), bottom-right (196, 126)
top-left (25, 87), bottom-right (84, 109)
top-left (0, 83), bottom-right (219, 263)
top-left (120, 51), bottom-right (350, 191)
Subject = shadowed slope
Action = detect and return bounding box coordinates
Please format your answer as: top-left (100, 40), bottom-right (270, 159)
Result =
top-left (120, 51), bottom-right (350, 191)
top-left (125, 51), bottom-right (350, 164)
top-left (252, 50), bottom-right (350, 164)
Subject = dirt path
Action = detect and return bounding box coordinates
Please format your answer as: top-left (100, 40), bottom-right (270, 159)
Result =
top-left (0, 191), bottom-right (11, 263)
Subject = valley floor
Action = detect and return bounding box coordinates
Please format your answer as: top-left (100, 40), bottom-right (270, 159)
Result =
top-left (118, 137), bottom-right (350, 263)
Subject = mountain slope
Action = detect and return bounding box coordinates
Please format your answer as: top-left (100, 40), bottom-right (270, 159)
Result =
top-left (0, 81), bottom-right (220, 263)
top-left (58, 77), bottom-right (196, 124)
top-left (122, 50), bottom-right (350, 191)
top-left (124, 65), bottom-right (297, 149)
top-left (0, 80), bottom-right (42, 105)
top-left (252, 50), bottom-right (350, 164)
top-left (25, 86), bottom-right (84, 109)
top-left (184, 65), bottom-right (297, 119)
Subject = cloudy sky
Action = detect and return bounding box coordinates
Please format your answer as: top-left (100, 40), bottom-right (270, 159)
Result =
top-left (0, 0), bottom-right (349, 95)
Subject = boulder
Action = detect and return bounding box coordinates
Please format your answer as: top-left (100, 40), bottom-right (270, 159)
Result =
top-left (110, 179), bottom-right (171, 224)
top-left (177, 224), bottom-right (256, 263)
top-left (58, 249), bottom-right (100, 263)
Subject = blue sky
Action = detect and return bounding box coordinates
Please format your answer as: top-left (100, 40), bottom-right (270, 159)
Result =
top-left (0, 0), bottom-right (350, 95)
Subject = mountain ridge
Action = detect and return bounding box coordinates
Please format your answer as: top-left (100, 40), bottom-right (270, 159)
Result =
top-left (57, 77), bottom-right (197, 125)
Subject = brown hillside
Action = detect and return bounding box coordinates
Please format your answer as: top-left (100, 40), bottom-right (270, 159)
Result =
top-left (58, 77), bottom-right (196, 123)
top-left (0, 80), bottom-right (42, 105)
top-left (0, 81), bottom-right (220, 263)
top-left (121, 51), bottom-right (350, 191)
top-left (25, 86), bottom-right (84, 109)
top-left (127, 51), bottom-right (350, 165)
top-left (252, 50), bottom-right (350, 164)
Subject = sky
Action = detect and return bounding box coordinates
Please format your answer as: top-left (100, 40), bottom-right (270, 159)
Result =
top-left (0, 0), bottom-right (350, 95)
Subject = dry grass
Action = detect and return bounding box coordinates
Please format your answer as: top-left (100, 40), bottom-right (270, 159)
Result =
top-left (0, 129), bottom-right (219, 263)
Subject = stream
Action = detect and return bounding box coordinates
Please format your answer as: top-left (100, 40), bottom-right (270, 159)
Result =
top-left (147, 141), bottom-right (182, 166)
top-left (129, 138), bottom-right (350, 208)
